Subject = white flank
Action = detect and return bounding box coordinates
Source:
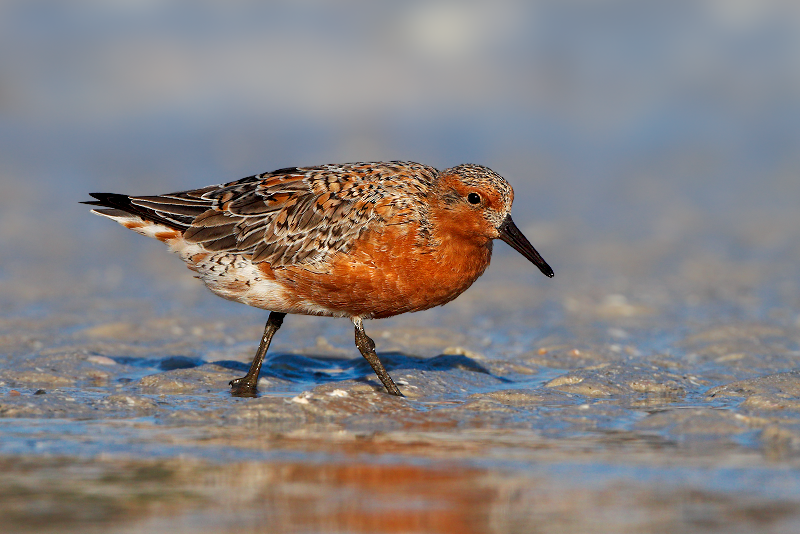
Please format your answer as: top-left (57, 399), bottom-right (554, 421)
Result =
top-left (92, 209), bottom-right (342, 317)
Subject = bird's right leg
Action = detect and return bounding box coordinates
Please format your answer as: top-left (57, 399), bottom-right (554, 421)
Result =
top-left (230, 311), bottom-right (286, 397)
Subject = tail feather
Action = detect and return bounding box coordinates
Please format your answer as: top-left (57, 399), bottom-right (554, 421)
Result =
top-left (83, 192), bottom-right (193, 231)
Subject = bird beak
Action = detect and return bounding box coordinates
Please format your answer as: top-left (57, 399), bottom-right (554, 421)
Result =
top-left (497, 215), bottom-right (554, 278)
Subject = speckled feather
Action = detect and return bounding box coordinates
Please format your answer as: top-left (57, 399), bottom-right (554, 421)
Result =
top-left (141, 162), bottom-right (440, 269)
top-left (101, 162), bottom-right (508, 269)
top-left (86, 161), bottom-right (528, 319)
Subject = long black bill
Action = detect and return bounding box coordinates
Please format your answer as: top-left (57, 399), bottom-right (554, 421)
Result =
top-left (497, 215), bottom-right (554, 278)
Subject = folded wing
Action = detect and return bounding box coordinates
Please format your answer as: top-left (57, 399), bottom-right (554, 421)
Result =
top-left (86, 164), bottom-right (408, 269)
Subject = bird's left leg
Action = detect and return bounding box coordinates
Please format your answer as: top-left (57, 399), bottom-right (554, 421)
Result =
top-left (352, 317), bottom-right (402, 396)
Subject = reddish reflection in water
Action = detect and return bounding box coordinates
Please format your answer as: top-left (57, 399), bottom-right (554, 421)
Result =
top-left (5, 454), bottom-right (800, 533)
top-left (209, 461), bottom-right (493, 534)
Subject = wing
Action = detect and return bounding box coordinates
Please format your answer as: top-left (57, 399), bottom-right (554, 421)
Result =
top-left (90, 162), bottom-right (437, 269)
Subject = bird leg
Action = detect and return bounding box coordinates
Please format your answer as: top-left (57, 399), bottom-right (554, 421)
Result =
top-left (352, 317), bottom-right (403, 396)
top-left (230, 311), bottom-right (286, 397)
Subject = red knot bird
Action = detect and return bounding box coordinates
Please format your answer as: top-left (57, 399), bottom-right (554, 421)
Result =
top-left (85, 161), bottom-right (553, 396)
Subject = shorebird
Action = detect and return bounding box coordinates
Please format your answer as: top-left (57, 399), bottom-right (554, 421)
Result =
top-left (85, 161), bottom-right (553, 396)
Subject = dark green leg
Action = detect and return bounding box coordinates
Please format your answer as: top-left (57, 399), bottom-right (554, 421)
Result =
top-left (230, 311), bottom-right (285, 397)
top-left (353, 317), bottom-right (403, 396)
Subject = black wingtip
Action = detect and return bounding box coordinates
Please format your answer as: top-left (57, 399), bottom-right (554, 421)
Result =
top-left (83, 192), bottom-right (133, 209)
top-left (81, 192), bottom-right (186, 231)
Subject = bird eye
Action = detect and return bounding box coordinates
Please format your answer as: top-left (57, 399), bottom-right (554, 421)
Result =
top-left (467, 192), bottom-right (481, 205)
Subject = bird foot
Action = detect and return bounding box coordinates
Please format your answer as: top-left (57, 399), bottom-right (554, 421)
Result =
top-left (229, 376), bottom-right (258, 398)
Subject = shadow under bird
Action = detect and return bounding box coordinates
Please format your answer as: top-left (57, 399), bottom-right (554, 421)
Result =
top-left (84, 161), bottom-right (554, 396)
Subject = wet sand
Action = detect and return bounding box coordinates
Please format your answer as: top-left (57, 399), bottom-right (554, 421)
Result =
top-left (3, 231), bottom-right (800, 533)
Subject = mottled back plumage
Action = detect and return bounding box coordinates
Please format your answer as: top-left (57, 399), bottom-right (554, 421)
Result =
top-left (94, 161), bottom-right (447, 270)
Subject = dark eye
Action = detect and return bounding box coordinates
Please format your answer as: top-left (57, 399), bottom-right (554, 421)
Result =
top-left (467, 192), bottom-right (481, 205)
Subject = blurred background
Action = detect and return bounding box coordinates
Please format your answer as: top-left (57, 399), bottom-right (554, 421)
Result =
top-left (1, 0), bottom-right (799, 323)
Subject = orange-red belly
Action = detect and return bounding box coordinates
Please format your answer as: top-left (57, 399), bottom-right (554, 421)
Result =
top-left (273, 224), bottom-right (493, 318)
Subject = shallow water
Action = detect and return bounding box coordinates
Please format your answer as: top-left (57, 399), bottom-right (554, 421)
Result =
top-left (3, 253), bottom-right (800, 532)
top-left (3, 1), bottom-right (800, 532)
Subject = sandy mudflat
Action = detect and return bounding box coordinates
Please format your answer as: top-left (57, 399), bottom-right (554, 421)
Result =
top-left (2, 242), bottom-right (800, 533)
